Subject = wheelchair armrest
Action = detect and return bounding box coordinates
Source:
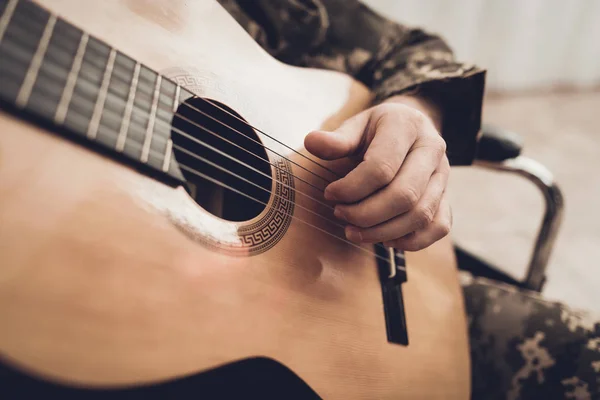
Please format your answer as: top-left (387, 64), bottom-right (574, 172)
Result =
top-left (468, 126), bottom-right (564, 292)
top-left (476, 124), bottom-right (523, 162)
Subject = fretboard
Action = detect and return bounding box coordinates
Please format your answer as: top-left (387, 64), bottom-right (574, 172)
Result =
top-left (0, 0), bottom-right (191, 184)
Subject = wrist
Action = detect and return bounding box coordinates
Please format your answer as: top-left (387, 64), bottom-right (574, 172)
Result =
top-left (383, 94), bottom-right (442, 132)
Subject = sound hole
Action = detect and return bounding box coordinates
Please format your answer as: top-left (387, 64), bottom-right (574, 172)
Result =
top-left (172, 97), bottom-right (272, 221)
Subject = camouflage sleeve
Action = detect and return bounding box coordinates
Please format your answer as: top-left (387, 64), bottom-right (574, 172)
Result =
top-left (218, 0), bottom-right (486, 165)
top-left (461, 273), bottom-right (600, 399)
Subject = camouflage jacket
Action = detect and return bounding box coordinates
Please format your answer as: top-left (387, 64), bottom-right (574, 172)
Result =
top-left (218, 0), bottom-right (486, 166)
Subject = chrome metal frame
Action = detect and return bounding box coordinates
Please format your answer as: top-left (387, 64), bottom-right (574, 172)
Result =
top-left (474, 156), bottom-right (564, 292)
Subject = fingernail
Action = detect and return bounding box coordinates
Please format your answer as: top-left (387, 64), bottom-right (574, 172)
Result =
top-left (324, 187), bottom-right (336, 201)
top-left (346, 226), bottom-right (362, 242)
top-left (333, 206), bottom-right (346, 221)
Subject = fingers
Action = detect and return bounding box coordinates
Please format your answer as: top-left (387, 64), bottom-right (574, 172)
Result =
top-left (344, 161), bottom-right (450, 244)
top-left (304, 111), bottom-right (371, 160)
top-left (383, 195), bottom-right (452, 252)
top-left (324, 104), bottom-right (426, 202)
top-left (305, 101), bottom-right (451, 251)
top-left (335, 147), bottom-right (449, 228)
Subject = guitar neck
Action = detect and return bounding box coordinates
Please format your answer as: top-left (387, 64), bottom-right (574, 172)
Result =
top-left (0, 0), bottom-right (191, 184)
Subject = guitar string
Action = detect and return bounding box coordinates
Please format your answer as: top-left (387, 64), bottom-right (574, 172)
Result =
top-left (171, 103), bottom-right (398, 256)
top-left (0, 15), bottom-right (404, 268)
top-left (0, 23), bottom-right (343, 188)
top-left (174, 111), bottom-right (328, 195)
top-left (1, 3), bottom-right (344, 186)
top-left (170, 115), bottom-right (401, 264)
top-left (176, 164), bottom-right (397, 267)
top-left (17, 98), bottom-right (396, 266)
top-left (172, 143), bottom-right (347, 230)
top-left (181, 98), bottom-right (338, 185)
top-left (3, 62), bottom-right (381, 249)
top-left (0, 36), bottom-right (396, 259)
top-left (171, 125), bottom-right (335, 212)
top-left (200, 97), bottom-right (343, 179)
top-left (6, 52), bottom-right (340, 213)
top-left (163, 116), bottom-right (395, 262)
top-left (5, 54), bottom-right (396, 257)
top-left (140, 140), bottom-right (395, 267)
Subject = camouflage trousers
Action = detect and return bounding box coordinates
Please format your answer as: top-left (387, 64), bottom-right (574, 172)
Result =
top-left (462, 273), bottom-right (600, 400)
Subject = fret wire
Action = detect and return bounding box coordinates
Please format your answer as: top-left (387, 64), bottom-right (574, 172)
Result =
top-left (162, 138), bottom-right (173, 172)
top-left (140, 74), bottom-right (162, 163)
top-left (0, 0), bottom-right (18, 43)
top-left (16, 14), bottom-right (57, 108)
top-left (87, 48), bottom-right (116, 139)
top-left (172, 84), bottom-right (180, 112)
top-left (54, 33), bottom-right (89, 124)
top-left (116, 61), bottom-right (140, 152)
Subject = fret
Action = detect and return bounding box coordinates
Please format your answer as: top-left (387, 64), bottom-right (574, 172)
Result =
top-left (92, 53), bottom-right (135, 149)
top-left (55, 33), bottom-right (88, 123)
top-left (123, 66), bottom-right (156, 159)
top-left (23, 17), bottom-right (81, 120)
top-left (179, 87), bottom-right (193, 106)
top-left (155, 101), bottom-right (173, 124)
top-left (107, 53), bottom-right (136, 100)
top-left (145, 120), bottom-right (170, 171)
top-left (140, 75), bottom-right (161, 163)
top-left (173, 84), bottom-right (180, 112)
top-left (13, 0), bottom-right (48, 24)
top-left (51, 17), bottom-right (82, 49)
top-left (162, 139), bottom-right (173, 172)
top-left (116, 62), bottom-right (140, 151)
top-left (87, 48), bottom-right (116, 139)
top-left (0, 2), bottom-right (49, 105)
top-left (9, 11), bottom-right (50, 50)
top-left (1, 30), bottom-right (33, 64)
top-left (15, 13), bottom-right (56, 107)
top-left (135, 65), bottom-right (156, 98)
top-left (0, 40), bottom-right (30, 103)
top-left (0, 0), bottom-right (185, 185)
top-left (81, 36), bottom-right (111, 73)
top-left (0, 0), bottom-right (18, 43)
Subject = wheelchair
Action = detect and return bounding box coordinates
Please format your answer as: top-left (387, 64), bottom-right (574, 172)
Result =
top-left (455, 124), bottom-right (564, 292)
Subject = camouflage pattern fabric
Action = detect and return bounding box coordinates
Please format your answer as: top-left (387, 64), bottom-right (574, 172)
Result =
top-left (461, 273), bottom-right (600, 400)
top-left (217, 0), bottom-right (486, 166)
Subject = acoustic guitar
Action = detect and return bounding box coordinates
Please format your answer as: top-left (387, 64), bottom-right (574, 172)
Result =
top-left (0, 0), bottom-right (470, 398)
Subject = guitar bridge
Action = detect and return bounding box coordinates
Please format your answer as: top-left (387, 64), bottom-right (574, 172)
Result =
top-left (376, 245), bottom-right (409, 346)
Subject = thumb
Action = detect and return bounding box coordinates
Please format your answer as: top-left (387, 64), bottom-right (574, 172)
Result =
top-left (304, 111), bottom-right (370, 160)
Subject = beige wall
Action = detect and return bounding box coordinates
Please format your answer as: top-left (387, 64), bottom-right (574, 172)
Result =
top-left (364, 0), bottom-right (600, 92)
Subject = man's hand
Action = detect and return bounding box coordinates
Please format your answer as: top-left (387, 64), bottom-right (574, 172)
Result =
top-left (304, 96), bottom-right (452, 252)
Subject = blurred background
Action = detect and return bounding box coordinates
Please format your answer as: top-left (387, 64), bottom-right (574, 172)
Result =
top-left (365, 0), bottom-right (600, 311)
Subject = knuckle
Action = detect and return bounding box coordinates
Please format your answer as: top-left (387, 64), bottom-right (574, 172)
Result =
top-left (438, 154), bottom-right (451, 172)
top-left (430, 137), bottom-right (447, 158)
top-left (437, 221), bottom-right (451, 238)
top-left (370, 160), bottom-right (396, 186)
top-left (396, 186), bottom-right (420, 210)
top-left (373, 102), bottom-right (400, 117)
top-left (437, 138), bottom-right (448, 155)
top-left (411, 108), bottom-right (428, 125)
top-left (413, 205), bottom-right (435, 229)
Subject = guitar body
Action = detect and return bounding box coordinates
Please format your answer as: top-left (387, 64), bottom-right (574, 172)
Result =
top-left (0, 1), bottom-right (470, 398)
